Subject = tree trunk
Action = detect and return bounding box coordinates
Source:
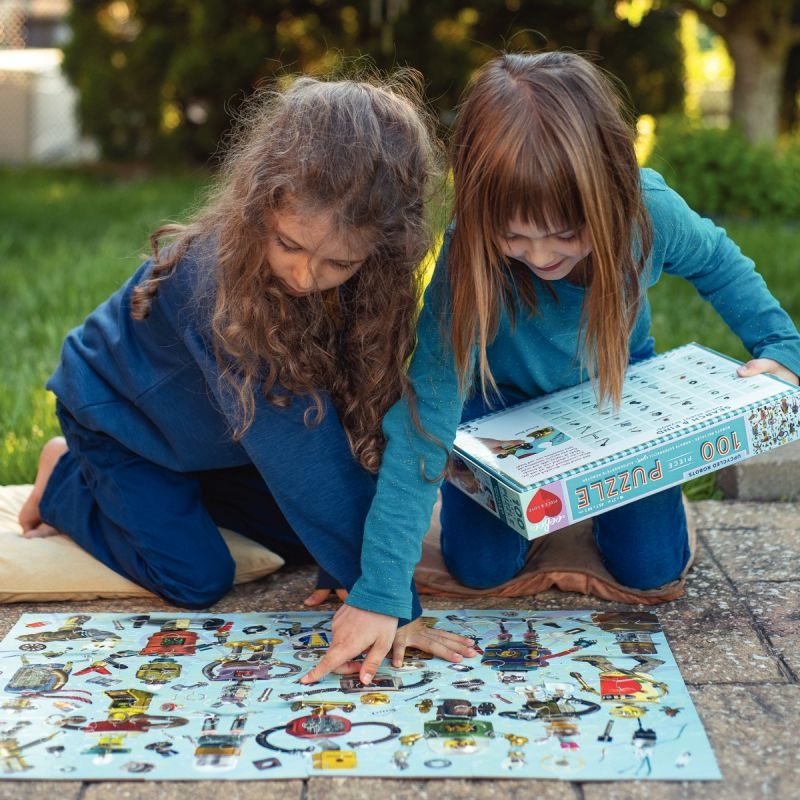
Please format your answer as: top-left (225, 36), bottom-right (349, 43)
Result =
top-left (692, 0), bottom-right (800, 145)
top-left (726, 28), bottom-right (786, 143)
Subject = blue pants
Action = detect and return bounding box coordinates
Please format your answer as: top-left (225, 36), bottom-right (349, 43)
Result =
top-left (41, 401), bottom-right (422, 619)
top-left (440, 390), bottom-right (691, 591)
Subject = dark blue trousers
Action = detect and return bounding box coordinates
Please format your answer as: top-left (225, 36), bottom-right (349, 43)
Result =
top-left (440, 390), bottom-right (691, 591)
top-left (41, 401), bottom-right (422, 619)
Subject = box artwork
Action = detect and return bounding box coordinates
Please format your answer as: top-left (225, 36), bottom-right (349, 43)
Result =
top-left (450, 343), bottom-right (800, 539)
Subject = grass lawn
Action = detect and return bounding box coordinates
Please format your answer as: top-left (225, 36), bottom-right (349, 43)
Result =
top-left (0, 166), bottom-right (209, 484)
top-left (1, 166), bottom-right (798, 499)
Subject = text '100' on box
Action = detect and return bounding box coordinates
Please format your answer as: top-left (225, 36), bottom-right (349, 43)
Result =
top-left (449, 343), bottom-right (800, 540)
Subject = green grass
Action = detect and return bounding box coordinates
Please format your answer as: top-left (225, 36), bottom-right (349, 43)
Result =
top-left (648, 219), bottom-right (800, 499)
top-left (648, 220), bottom-right (800, 358)
top-left (0, 165), bottom-right (209, 484)
top-left (1, 167), bottom-right (798, 499)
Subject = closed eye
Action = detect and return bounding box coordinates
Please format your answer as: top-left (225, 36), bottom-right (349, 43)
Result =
top-left (328, 259), bottom-right (363, 272)
top-left (275, 235), bottom-right (302, 253)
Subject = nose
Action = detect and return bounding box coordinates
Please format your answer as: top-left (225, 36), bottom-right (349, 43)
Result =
top-left (290, 256), bottom-right (316, 291)
top-left (521, 240), bottom-right (554, 269)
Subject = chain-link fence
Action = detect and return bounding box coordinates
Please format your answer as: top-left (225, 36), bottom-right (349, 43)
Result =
top-left (0, 0), bottom-right (96, 162)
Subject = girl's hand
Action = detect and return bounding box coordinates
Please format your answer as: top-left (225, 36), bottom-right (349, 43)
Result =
top-left (737, 358), bottom-right (799, 386)
top-left (299, 604), bottom-right (397, 686)
top-left (390, 617), bottom-right (478, 668)
top-left (304, 587), bottom-right (348, 607)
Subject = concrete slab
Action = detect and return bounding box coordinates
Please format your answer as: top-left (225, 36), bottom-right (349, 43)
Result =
top-left (652, 556), bottom-right (787, 685)
top-left (0, 783), bottom-right (82, 800)
top-left (740, 580), bottom-right (800, 676)
top-left (307, 777), bottom-right (574, 799)
top-left (83, 781), bottom-right (305, 800)
top-left (716, 438), bottom-right (800, 502)
top-left (694, 501), bottom-right (800, 582)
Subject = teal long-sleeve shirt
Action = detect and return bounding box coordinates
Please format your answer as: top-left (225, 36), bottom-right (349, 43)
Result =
top-left (348, 168), bottom-right (800, 619)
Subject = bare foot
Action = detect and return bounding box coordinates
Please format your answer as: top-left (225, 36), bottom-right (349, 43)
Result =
top-left (18, 437), bottom-right (68, 537)
top-left (303, 587), bottom-right (348, 607)
top-left (22, 522), bottom-right (62, 539)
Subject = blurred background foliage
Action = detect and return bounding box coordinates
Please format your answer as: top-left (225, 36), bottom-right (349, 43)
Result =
top-left (59, 1), bottom-right (800, 220)
top-left (62, 0), bottom-right (688, 163)
top-left (2, 0), bottom-right (799, 488)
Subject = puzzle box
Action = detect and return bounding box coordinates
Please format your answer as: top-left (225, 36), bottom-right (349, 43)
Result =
top-left (449, 343), bottom-right (800, 539)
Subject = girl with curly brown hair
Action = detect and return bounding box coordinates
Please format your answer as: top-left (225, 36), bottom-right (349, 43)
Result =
top-left (18, 70), bottom-right (477, 682)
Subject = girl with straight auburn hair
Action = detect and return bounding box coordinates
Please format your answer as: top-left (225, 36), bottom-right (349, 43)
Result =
top-left (300, 52), bottom-right (800, 670)
top-left (435, 50), bottom-right (799, 598)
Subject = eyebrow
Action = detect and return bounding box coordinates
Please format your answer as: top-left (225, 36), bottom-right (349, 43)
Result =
top-left (273, 224), bottom-right (299, 247)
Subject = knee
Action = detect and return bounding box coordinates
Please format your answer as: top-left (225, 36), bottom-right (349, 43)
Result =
top-left (602, 552), bottom-right (688, 591)
top-left (148, 555), bottom-right (236, 609)
top-left (442, 550), bottom-right (519, 590)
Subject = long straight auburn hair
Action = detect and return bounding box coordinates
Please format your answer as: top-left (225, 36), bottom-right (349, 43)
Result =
top-left (448, 51), bottom-right (652, 406)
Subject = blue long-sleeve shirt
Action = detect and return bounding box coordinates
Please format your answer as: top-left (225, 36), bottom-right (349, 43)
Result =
top-left (350, 168), bottom-right (800, 618)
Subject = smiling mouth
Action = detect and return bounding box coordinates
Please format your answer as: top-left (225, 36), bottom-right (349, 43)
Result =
top-left (535, 259), bottom-right (564, 272)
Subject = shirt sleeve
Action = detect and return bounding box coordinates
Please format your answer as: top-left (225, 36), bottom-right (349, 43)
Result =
top-left (644, 168), bottom-right (800, 375)
top-left (345, 236), bottom-right (466, 619)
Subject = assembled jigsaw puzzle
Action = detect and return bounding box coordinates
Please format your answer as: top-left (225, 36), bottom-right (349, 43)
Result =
top-left (0, 609), bottom-right (720, 781)
top-left (451, 343), bottom-right (800, 539)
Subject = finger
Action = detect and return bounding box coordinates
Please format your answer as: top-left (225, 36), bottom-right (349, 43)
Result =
top-left (390, 638), bottom-right (407, 669)
top-left (436, 630), bottom-right (479, 655)
top-left (303, 588), bottom-right (334, 607)
top-left (334, 588), bottom-right (349, 602)
top-left (737, 358), bottom-right (776, 377)
top-left (737, 359), bottom-right (760, 376)
top-left (737, 359), bottom-right (798, 385)
top-left (410, 626), bottom-right (477, 651)
top-left (416, 633), bottom-right (478, 663)
top-left (301, 645), bottom-right (356, 684)
top-left (333, 659), bottom-right (364, 675)
top-left (359, 640), bottom-right (391, 685)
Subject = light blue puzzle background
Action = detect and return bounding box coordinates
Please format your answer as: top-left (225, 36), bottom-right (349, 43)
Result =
top-left (0, 610), bottom-right (721, 781)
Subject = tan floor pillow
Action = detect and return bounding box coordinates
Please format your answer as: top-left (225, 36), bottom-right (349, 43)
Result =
top-left (0, 484), bottom-right (284, 603)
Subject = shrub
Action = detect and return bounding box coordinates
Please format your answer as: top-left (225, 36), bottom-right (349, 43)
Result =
top-left (646, 116), bottom-right (800, 221)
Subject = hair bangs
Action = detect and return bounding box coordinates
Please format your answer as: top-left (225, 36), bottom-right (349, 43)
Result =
top-left (476, 126), bottom-right (584, 268)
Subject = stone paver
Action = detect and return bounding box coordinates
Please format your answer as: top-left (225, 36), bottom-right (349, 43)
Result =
top-left (0, 492), bottom-right (797, 798)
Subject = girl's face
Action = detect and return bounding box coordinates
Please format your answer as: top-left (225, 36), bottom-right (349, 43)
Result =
top-left (499, 213), bottom-right (591, 282)
top-left (266, 206), bottom-right (371, 296)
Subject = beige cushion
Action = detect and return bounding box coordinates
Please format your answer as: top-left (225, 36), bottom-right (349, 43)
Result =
top-left (0, 484), bottom-right (284, 603)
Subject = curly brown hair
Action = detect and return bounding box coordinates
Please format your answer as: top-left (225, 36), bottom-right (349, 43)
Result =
top-left (131, 69), bottom-right (444, 472)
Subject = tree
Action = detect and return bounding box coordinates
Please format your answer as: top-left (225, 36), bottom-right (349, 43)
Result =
top-left (61, 0), bottom-right (366, 162)
top-left (639, 0), bottom-right (800, 144)
top-left (61, 0), bottom-right (684, 163)
top-left (390, 1), bottom-right (684, 122)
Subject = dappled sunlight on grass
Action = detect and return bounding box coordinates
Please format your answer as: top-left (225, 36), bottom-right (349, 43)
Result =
top-left (0, 167), bottom-right (208, 483)
top-left (0, 389), bottom-right (58, 483)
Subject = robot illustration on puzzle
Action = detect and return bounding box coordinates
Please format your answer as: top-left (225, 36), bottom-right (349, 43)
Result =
top-left (0, 610), bottom-right (719, 780)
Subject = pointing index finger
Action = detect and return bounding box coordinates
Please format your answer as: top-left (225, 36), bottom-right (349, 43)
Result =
top-left (300, 645), bottom-right (359, 685)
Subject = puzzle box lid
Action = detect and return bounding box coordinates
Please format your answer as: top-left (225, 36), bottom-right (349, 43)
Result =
top-left (452, 342), bottom-right (800, 492)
